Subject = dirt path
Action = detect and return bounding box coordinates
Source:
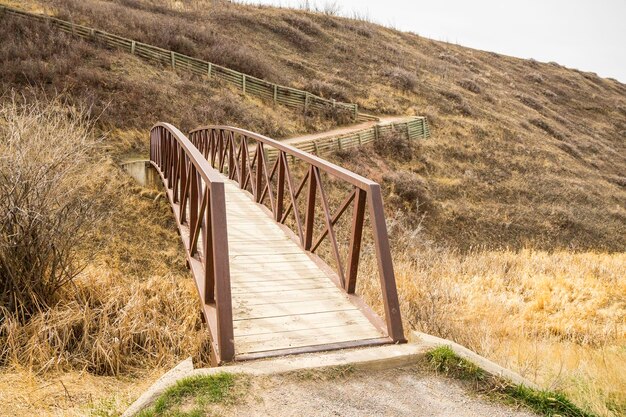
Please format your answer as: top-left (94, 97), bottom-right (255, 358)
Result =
top-left (214, 366), bottom-right (538, 417)
top-left (282, 115), bottom-right (415, 146)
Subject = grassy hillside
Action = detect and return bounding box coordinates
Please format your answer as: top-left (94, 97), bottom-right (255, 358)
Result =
top-left (9, 0), bottom-right (626, 251)
top-left (0, 1), bottom-right (624, 416)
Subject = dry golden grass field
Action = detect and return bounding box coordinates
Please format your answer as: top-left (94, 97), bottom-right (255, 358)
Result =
top-left (0, 1), bottom-right (624, 416)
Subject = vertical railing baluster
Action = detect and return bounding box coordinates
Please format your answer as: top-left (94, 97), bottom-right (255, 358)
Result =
top-left (240, 135), bottom-right (247, 189)
top-left (304, 165), bottom-right (317, 250)
top-left (255, 143), bottom-right (263, 203)
top-left (345, 188), bottom-right (366, 293)
top-left (275, 152), bottom-right (285, 222)
top-left (228, 132), bottom-right (235, 180)
top-left (190, 165), bottom-right (198, 249)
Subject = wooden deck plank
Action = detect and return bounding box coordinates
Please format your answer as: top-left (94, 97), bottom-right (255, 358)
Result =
top-left (233, 299), bottom-right (357, 320)
top-left (233, 310), bottom-right (371, 336)
top-left (236, 323), bottom-right (382, 354)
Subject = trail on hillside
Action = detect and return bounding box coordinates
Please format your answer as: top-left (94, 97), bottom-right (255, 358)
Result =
top-left (283, 115), bottom-right (415, 146)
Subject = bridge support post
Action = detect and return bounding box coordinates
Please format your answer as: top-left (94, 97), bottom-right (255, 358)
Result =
top-left (367, 184), bottom-right (406, 343)
top-left (207, 182), bottom-right (235, 363)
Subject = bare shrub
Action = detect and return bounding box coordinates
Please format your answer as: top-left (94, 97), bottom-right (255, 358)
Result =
top-left (374, 131), bottom-right (412, 161)
top-left (383, 172), bottom-right (433, 214)
top-left (303, 79), bottom-right (350, 102)
top-left (283, 15), bottom-right (323, 37)
top-left (527, 72), bottom-right (544, 83)
top-left (383, 67), bottom-right (418, 92)
top-left (529, 118), bottom-right (564, 140)
top-left (458, 79), bottom-right (481, 94)
top-left (0, 97), bottom-right (105, 321)
top-left (516, 94), bottom-right (543, 111)
top-left (267, 22), bottom-right (315, 51)
top-left (439, 90), bottom-right (462, 103)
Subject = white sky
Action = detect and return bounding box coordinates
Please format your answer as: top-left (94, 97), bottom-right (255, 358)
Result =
top-left (238, 0), bottom-right (626, 82)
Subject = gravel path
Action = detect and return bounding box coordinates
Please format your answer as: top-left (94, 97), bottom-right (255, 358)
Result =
top-left (217, 366), bottom-right (537, 417)
top-left (282, 116), bottom-right (414, 146)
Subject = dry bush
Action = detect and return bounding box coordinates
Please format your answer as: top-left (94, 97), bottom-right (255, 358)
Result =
top-left (529, 118), bottom-right (564, 140)
top-left (0, 97), bottom-right (106, 321)
top-left (0, 168), bottom-right (204, 375)
top-left (383, 172), bottom-right (433, 214)
top-left (373, 131), bottom-right (412, 161)
top-left (516, 94), bottom-right (543, 111)
top-left (382, 67), bottom-right (418, 92)
top-left (303, 79), bottom-right (351, 102)
top-left (526, 72), bottom-right (544, 84)
top-left (457, 78), bottom-right (481, 94)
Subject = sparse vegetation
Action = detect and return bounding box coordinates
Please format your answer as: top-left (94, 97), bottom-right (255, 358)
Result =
top-left (0, 97), bottom-right (105, 321)
top-left (0, 0), bottom-right (624, 416)
top-left (426, 346), bottom-right (484, 381)
top-left (425, 346), bottom-right (597, 417)
top-left (137, 373), bottom-right (246, 417)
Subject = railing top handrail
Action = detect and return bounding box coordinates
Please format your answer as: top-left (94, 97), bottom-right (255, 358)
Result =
top-left (189, 125), bottom-right (378, 190)
top-left (152, 122), bottom-right (226, 185)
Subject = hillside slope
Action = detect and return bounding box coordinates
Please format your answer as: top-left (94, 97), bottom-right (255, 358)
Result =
top-left (8, 0), bottom-right (626, 251)
top-left (0, 1), bottom-right (624, 416)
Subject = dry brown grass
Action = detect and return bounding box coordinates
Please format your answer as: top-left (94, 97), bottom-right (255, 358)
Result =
top-left (353, 217), bottom-right (625, 417)
top-left (0, 1), bottom-right (625, 416)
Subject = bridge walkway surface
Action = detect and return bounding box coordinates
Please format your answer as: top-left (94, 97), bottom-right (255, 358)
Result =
top-left (223, 179), bottom-right (385, 359)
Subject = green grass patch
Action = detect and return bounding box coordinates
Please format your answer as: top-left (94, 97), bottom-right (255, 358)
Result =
top-left (426, 345), bottom-right (485, 381)
top-left (502, 385), bottom-right (596, 417)
top-left (425, 346), bottom-right (597, 417)
top-left (137, 373), bottom-right (246, 417)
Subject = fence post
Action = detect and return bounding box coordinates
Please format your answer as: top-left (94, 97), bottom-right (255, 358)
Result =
top-left (353, 104), bottom-right (358, 121)
top-left (374, 125), bottom-right (379, 141)
top-left (171, 51), bottom-right (176, 70)
top-left (242, 74), bottom-right (246, 94)
top-left (131, 40), bottom-right (136, 54)
top-left (208, 62), bottom-right (212, 77)
top-left (304, 92), bottom-right (309, 114)
top-left (273, 85), bottom-right (278, 104)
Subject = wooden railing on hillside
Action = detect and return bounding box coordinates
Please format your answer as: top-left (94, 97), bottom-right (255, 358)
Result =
top-left (293, 117), bottom-right (430, 156)
top-left (188, 125), bottom-right (406, 343)
top-left (1, 4), bottom-right (365, 121)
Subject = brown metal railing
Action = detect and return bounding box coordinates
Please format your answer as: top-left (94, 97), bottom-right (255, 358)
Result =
top-left (188, 125), bottom-right (405, 343)
top-left (150, 123), bottom-right (235, 364)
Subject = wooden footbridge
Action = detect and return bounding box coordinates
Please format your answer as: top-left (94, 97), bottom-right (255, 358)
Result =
top-left (150, 123), bottom-right (406, 366)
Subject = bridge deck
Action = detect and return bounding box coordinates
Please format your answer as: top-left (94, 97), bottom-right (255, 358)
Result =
top-left (221, 180), bottom-right (385, 359)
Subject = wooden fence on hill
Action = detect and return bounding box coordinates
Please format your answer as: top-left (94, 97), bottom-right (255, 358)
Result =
top-left (291, 117), bottom-right (430, 156)
top-left (0, 4), bottom-right (374, 121)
